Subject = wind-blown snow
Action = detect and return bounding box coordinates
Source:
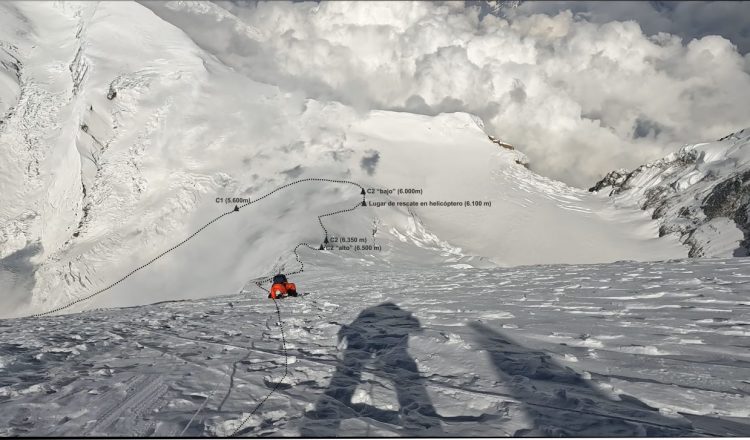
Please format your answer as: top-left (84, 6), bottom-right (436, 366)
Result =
top-left (1, 258), bottom-right (749, 436)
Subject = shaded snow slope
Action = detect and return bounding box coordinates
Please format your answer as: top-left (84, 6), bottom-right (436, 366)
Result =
top-left (591, 128), bottom-right (750, 257)
top-left (349, 110), bottom-right (685, 267)
top-left (0, 43), bottom-right (20, 121)
top-left (1, 258), bottom-right (749, 436)
top-left (0, 2), bottom-right (686, 317)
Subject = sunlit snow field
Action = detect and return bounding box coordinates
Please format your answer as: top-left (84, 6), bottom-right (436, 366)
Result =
top-left (1, 257), bottom-right (749, 436)
top-left (1, 3), bottom-right (750, 437)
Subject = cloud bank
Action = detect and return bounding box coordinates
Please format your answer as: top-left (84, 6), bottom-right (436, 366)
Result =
top-left (143, 1), bottom-right (750, 187)
top-left (509, 1), bottom-right (750, 55)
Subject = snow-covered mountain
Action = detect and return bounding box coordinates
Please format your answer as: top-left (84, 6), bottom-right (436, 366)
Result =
top-left (1, 2), bottom-right (750, 437)
top-left (0, 1), bottom-right (702, 317)
top-left (590, 128), bottom-right (750, 258)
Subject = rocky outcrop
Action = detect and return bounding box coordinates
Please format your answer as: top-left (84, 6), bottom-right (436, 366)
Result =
top-left (488, 135), bottom-right (514, 150)
top-left (590, 129), bottom-right (750, 257)
top-left (588, 169), bottom-right (628, 195)
top-left (701, 169), bottom-right (750, 253)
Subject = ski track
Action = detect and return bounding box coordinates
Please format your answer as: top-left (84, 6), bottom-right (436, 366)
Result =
top-left (1, 258), bottom-right (750, 436)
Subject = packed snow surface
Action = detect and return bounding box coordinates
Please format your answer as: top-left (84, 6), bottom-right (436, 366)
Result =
top-left (1, 258), bottom-right (749, 436)
top-left (2, 4), bottom-right (749, 437)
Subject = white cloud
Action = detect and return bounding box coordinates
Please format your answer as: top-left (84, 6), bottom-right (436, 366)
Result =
top-left (142, 1), bottom-right (750, 188)
top-left (510, 1), bottom-right (750, 55)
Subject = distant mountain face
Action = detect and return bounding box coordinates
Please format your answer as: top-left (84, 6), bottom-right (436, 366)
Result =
top-left (590, 128), bottom-right (750, 257)
top-left (0, 2), bottom-right (694, 316)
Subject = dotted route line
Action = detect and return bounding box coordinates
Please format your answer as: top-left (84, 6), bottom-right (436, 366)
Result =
top-left (29, 178), bottom-right (365, 318)
top-left (231, 240), bottom-right (318, 437)
top-left (29, 209), bottom-right (237, 318)
top-left (229, 295), bottom-right (288, 437)
top-left (227, 292), bottom-right (719, 439)
top-left (253, 243), bottom-right (320, 286)
top-left (27, 177), bottom-right (368, 438)
top-left (318, 202), bottom-right (365, 241)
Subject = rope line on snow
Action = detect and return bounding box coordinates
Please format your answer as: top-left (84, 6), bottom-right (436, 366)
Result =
top-left (28, 178), bottom-right (365, 318)
top-left (180, 392), bottom-right (213, 436)
top-left (251, 242), bottom-right (323, 286)
top-left (28, 177), bottom-right (372, 436)
top-left (229, 296), bottom-right (289, 437)
top-left (29, 176), bottom-right (364, 433)
top-left (227, 235), bottom-right (327, 437)
top-left (229, 238), bottom-right (723, 438)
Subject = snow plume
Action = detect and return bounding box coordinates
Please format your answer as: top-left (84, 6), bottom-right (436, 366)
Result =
top-left (142, 1), bottom-right (750, 188)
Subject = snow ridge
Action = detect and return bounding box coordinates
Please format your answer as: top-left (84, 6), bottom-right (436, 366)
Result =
top-left (591, 128), bottom-right (750, 257)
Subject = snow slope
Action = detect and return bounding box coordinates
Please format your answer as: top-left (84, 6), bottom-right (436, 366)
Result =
top-left (1, 4), bottom-right (749, 437)
top-left (0, 2), bottom-right (689, 317)
top-left (1, 257), bottom-right (749, 436)
top-left (591, 128), bottom-right (750, 258)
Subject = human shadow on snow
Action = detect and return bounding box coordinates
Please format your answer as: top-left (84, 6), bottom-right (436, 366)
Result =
top-left (300, 302), bottom-right (444, 437)
top-left (468, 321), bottom-right (700, 437)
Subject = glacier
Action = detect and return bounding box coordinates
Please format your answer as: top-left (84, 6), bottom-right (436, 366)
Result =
top-left (1, 1), bottom-right (749, 437)
top-left (0, 2), bottom-right (693, 317)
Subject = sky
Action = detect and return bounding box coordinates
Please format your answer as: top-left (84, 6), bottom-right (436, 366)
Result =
top-left (506, 1), bottom-right (750, 55)
top-left (145, 0), bottom-right (750, 188)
